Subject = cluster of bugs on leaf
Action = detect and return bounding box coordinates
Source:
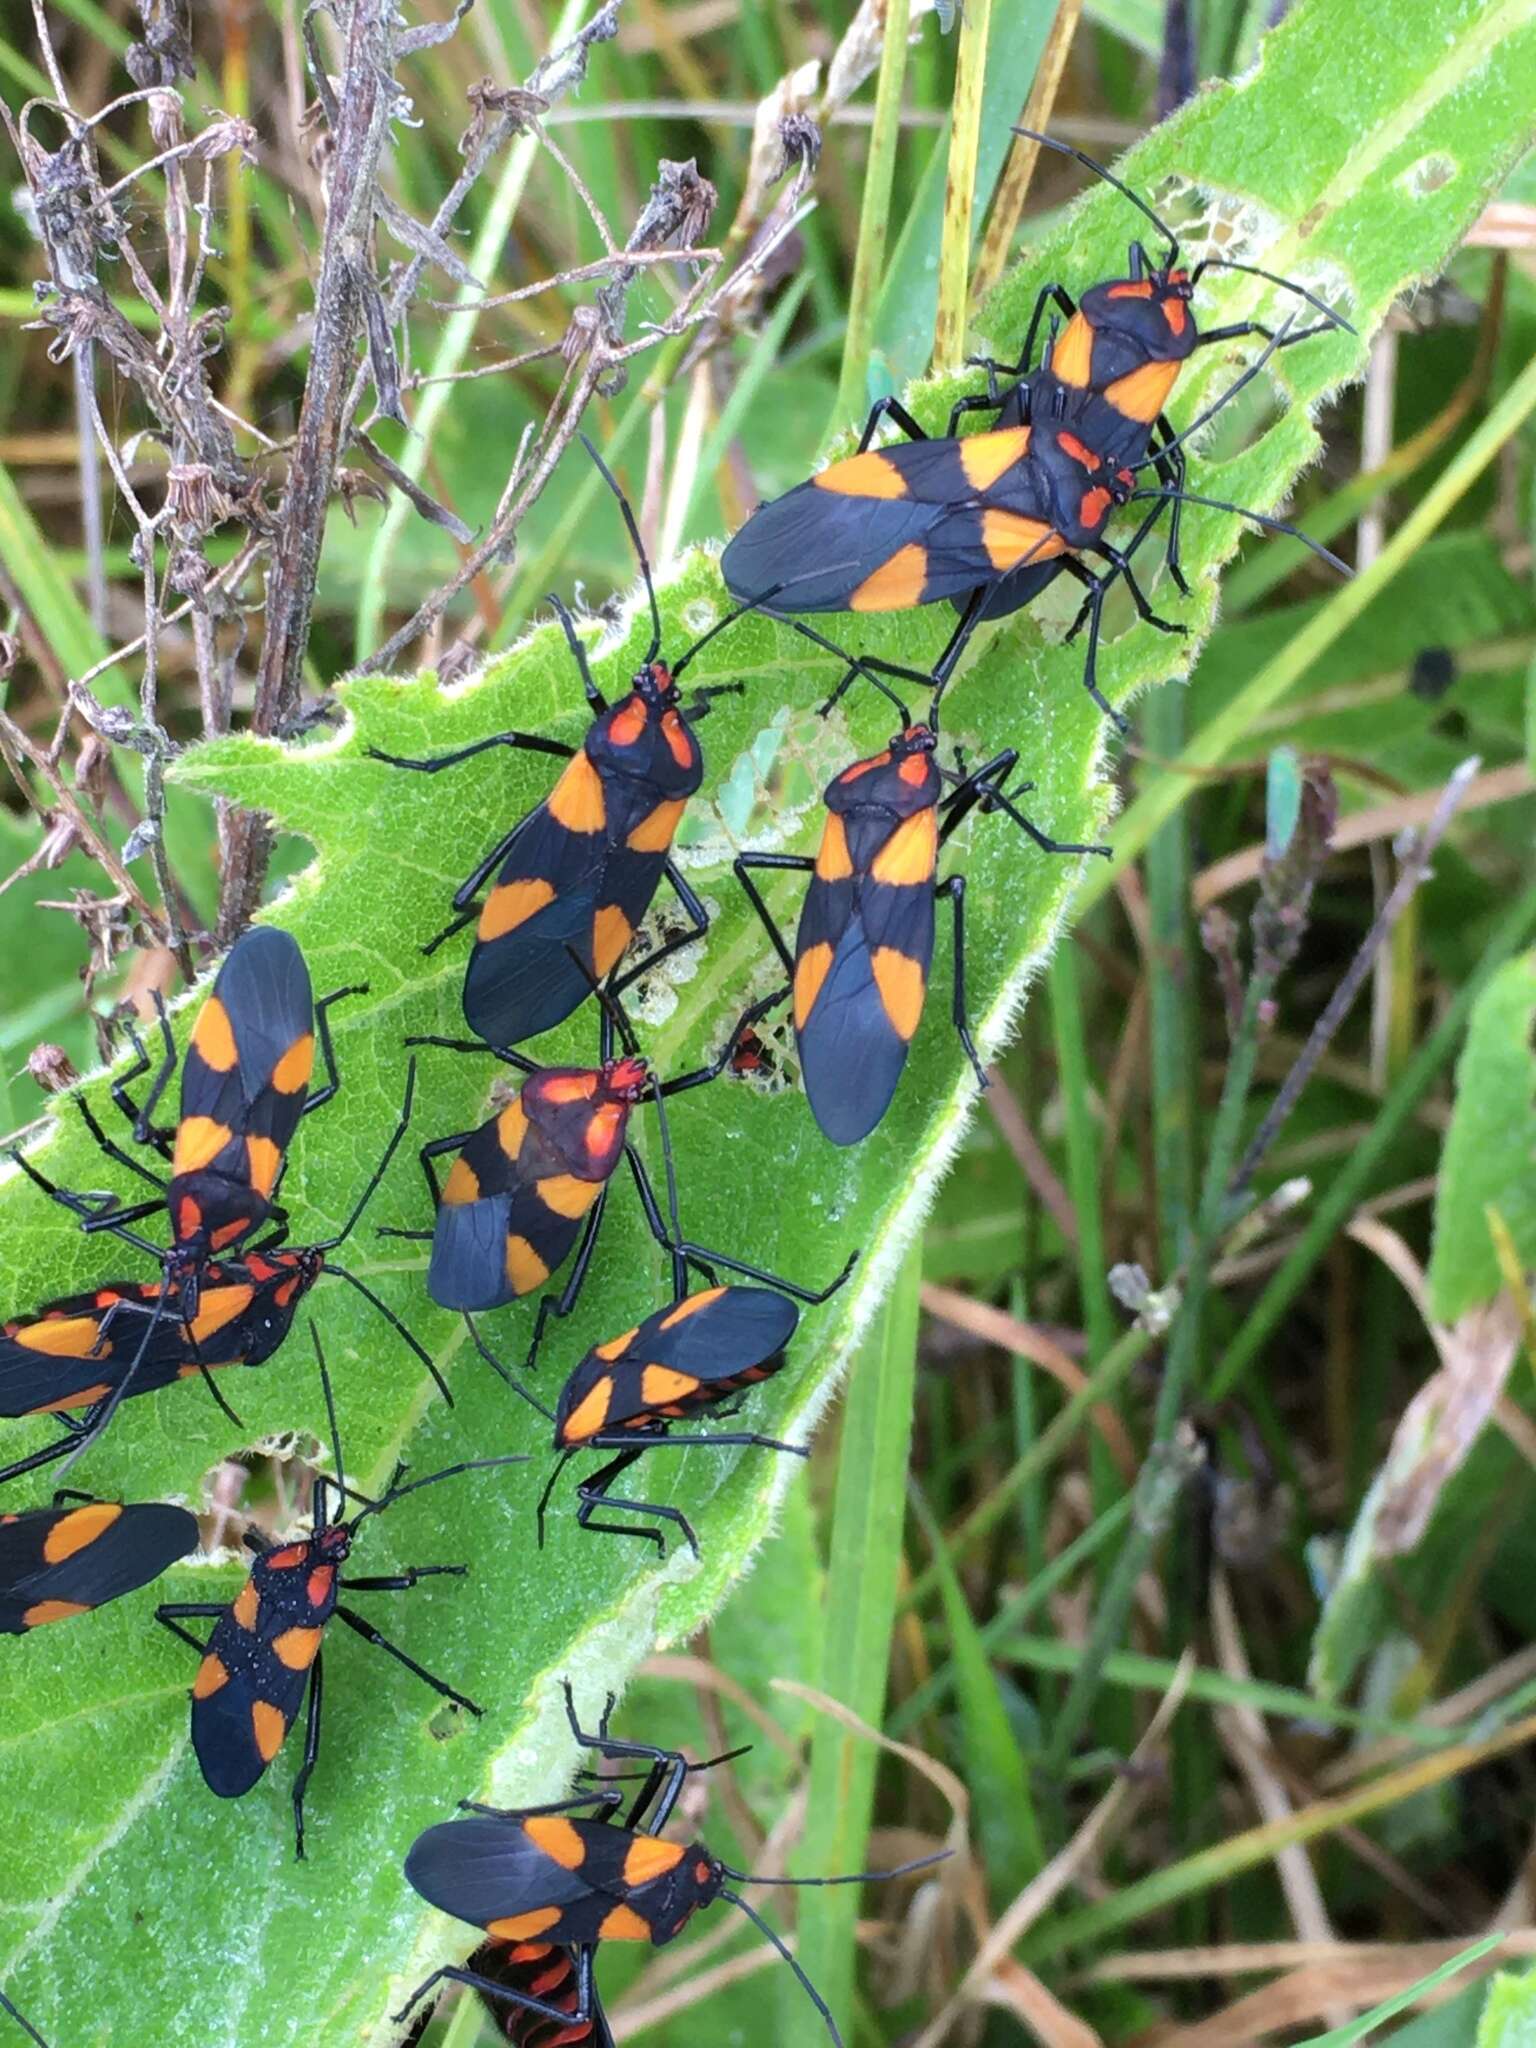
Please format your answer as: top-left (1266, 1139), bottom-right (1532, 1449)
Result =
top-left (0, 138), bottom-right (1353, 2048)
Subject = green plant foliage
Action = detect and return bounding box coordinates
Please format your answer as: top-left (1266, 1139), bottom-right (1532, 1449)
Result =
top-left (1, 0), bottom-right (1533, 2038)
top-left (1427, 950), bottom-right (1536, 1320)
top-left (1477, 1964), bottom-right (1536, 2047)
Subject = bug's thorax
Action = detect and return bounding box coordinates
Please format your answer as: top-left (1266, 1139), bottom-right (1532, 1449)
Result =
top-left (521, 1057), bottom-right (650, 1181)
top-left (825, 724), bottom-right (943, 821)
top-left (589, 665), bottom-right (702, 800)
top-left (252, 1524), bottom-right (348, 1622)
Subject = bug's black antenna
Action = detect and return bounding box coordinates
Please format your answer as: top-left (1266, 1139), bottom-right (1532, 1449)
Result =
top-left (0, 1988), bottom-right (51, 2048)
top-left (670, 586), bottom-right (783, 685)
top-left (311, 1320), bottom-right (347, 1507)
top-left (1014, 125), bottom-right (1178, 265)
top-left (718, 1850), bottom-right (952, 1889)
top-left (1196, 255), bottom-right (1355, 333)
top-left (313, 1058), bottom-right (418, 1253)
top-left (1126, 312), bottom-right (1297, 467)
top-left (324, 1265), bottom-right (452, 1407)
top-left (718, 1891), bottom-right (845, 2048)
top-left (352, 1451), bottom-right (529, 1530)
top-left (463, 1313), bottom-right (556, 1423)
top-left (580, 434), bottom-right (662, 665)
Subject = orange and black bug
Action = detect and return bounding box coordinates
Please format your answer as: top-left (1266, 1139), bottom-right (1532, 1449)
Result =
top-left (0, 1061), bottom-right (446, 1488)
top-left (365, 439), bottom-right (781, 1052)
top-left (403, 1938), bottom-right (610, 2048)
top-left (394, 1682), bottom-right (946, 2046)
top-left (473, 1284), bottom-right (805, 1557)
top-left (388, 987), bottom-right (855, 1370)
top-left (156, 1326), bottom-right (524, 1858)
top-left (732, 651), bottom-right (1106, 1144)
top-left (0, 1491), bottom-right (197, 1632)
top-left (34, 927), bottom-right (364, 1306)
top-left (721, 324), bottom-right (1347, 728)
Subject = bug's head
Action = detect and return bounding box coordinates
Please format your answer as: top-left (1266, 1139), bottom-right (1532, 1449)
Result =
top-left (632, 657), bottom-right (679, 708)
top-left (601, 1055), bottom-right (652, 1105)
top-left (596, 674), bottom-right (702, 797)
top-left (893, 723), bottom-right (939, 758)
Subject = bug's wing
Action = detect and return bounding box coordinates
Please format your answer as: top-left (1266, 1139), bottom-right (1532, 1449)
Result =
top-left (179, 927), bottom-right (316, 1171)
top-left (0, 1289), bottom-right (190, 1417)
top-left (190, 1610), bottom-right (313, 1799)
top-left (642, 1286), bottom-right (800, 1381)
top-left (429, 1193), bottom-right (518, 1313)
top-left (463, 804), bottom-right (613, 1048)
top-left (405, 1816), bottom-right (608, 1938)
top-left (795, 874), bottom-right (936, 1147)
top-left (721, 483), bottom-right (946, 615)
top-left (4, 1503), bottom-right (196, 1619)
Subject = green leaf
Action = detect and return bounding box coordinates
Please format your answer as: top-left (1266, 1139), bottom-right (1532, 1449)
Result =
top-left (1477, 1964), bottom-right (1536, 2047)
top-left (1427, 951), bottom-right (1536, 1322)
top-left (1294, 1935), bottom-right (1502, 2046)
top-left (3, 0), bottom-right (1534, 2037)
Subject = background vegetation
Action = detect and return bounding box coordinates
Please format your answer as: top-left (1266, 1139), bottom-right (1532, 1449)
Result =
top-left (0, 1), bottom-right (1534, 2044)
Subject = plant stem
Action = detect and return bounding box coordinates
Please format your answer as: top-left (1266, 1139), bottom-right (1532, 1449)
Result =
top-left (834, 0), bottom-right (910, 428)
top-left (932, 0), bottom-right (992, 372)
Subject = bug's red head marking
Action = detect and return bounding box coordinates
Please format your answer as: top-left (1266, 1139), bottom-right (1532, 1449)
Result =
top-left (633, 659), bottom-right (678, 707)
top-left (601, 1056), bottom-right (651, 1104)
top-left (893, 724), bottom-right (938, 756)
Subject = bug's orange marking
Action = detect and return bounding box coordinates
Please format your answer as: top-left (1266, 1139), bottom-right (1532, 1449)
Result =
top-left (34, 1384), bottom-right (112, 1413)
top-left (192, 1652), bottom-right (229, 1698)
top-left (443, 1157), bottom-right (481, 1206)
top-left (623, 1836), bottom-right (685, 1886)
top-left (496, 1099), bottom-right (529, 1163)
top-left (958, 425), bottom-right (1032, 493)
top-left (1050, 310), bottom-right (1095, 387)
top-left (525, 1816), bottom-right (587, 1870)
top-left (1107, 279), bottom-right (1154, 299)
top-left (981, 510), bottom-right (1065, 574)
top-left (609, 698), bottom-right (647, 747)
top-left (548, 750), bottom-right (607, 834)
top-left (1162, 297), bottom-right (1188, 338)
top-left (899, 753), bottom-right (930, 788)
top-left (273, 1625), bottom-right (323, 1671)
top-left (871, 808), bottom-right (938, 888)
top-left (839, 750), bottom-right (889, 783)
top-left (872, 948), bottom-right (926, 1040)
top-left (815, 814), bottom-right (853, 882)
top-left (813, 449), bottom-right (909, 500)
top-left (190, 1287), bottom-right (255, 1345)
top-left (479, 877), bottom-right (556, 943)
top-left (15, 1316), bottom-right (107, 1357)
top-left (583, 1102), bottom-right (626, 1163)
top-left (307, 1565), bottom-right (335, 1608)
top-left (595, 1324), bottom-right (639, 1360)
top-left (641, 1365), bottom-right (699, 1406)
top-left (694, 1860), bottom-right (712, 1885)
top-left (599, 1904), bottom-right (652, 1943)
top-left (850, 543), bottom-right (927, 613)
top-left (793, 941), bottom-right (834, 1031)
top-left (246, 1135), bottom-right (283, 1200)
top-left (176, 1195), bottom-right (203, 1241)
top-left (1057, 432), bottom-right (1096, 471)
top-left (264, 1544), bottom-right (306, 1570)
top-left (211, 1219), bottom-right (247, 1250)
top-left (232, 1580), bottom-right (260, 1631)
top-left (661, 709), bottom-right (692, 768)
top-left (252, 1700), bottom-right (288, 1762)
top-left (22, 1599), bottom-right (90, 1627)
top-left (626, 797), bottom-right (687, 853)
top-left (562, 1378), bottom-right (612, 1442)
top-left (173, 1115), bottom-right (233, 1177)
top-left (506, 1236), bottom-right (551, 1296)
top-left (660, 1288), bottom-right (725, 1328)
top-left (190, 996), bottom-right (238, 1072)
top-left (536, 1173), bottom-right (604, 1220)
top-left (1079, 486), bottom-right (1113, 529)
top-left (271, 1034), bottom-right (314, 1095)
top-left (43, 1501), bottom-right (122, 1562)
top-left (543, 1073), bottom-right (597, 1105)
top-left (592, 904), bottom-right (633, 979)
top-left (273, 1278), bottom-right (299, 1309)
top-left (1104, 357), bottom-right (1180, 424)
top-left (486, 1909), bottom-right (563, 1941)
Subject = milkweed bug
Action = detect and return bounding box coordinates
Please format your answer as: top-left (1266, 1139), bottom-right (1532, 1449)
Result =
top-left (156, 1324), bottom-right (525, 1857)
top-left (386, 980), bottom-right (856, 1369)
top-left (471, 1283), bottom-right (805, 1557)
top-left (0, 1990), bottom-right (48, 2048)
top-left (394, 1682), bottom-right (948, 2047)
top-left (404, 1937), bottom-right (611, 2048)
top-left (366, 438), bottom-right (779, 1052)
top-left (952, 127), bottom-right (1354, 616)
top-left (0, 1490), bottom-right (197, 1632)
top-left (39, 928), bottom-right (364, 1308)
top-left (722, 319), bottom-right (1348, 727)
top-left (731, 641), bottom-right (1107, 1144)
top-left (0, 1060), bottom-right (447, 1488)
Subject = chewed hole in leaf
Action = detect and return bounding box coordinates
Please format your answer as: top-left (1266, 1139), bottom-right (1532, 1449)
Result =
top-left (1402, 151), bottom-right (1457, 195)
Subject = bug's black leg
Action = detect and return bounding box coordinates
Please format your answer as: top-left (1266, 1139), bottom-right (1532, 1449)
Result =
top-left (1141, 418), bottom-right (1189, 593)
top-left (403, 1033), bottom-right (538, 1077)
top-left (154, 1602), bottom-right (223, 1654)
top-left (562, 1672), bottom-right (694, 1833)
top-left (366, 730), bottom-right (575, 776)
top-left (855, 395), bottom-right (929, 451)
top-left (944, 388), bottom-right (1020, 437)
top-left (0, 1987), bottom-right (51, 2048)
top-left (77, 1194), bottom-right (164, 1236)
top-left (731, 853), bottom-right (808, 980)
top-left (655, 990), bottom-right (789, 1097)
top-left (629, 1141), bottom-right (859, 1306)
top-left (333, 1603), bottom-right (483, 1715)
top-left (7, 1147), bottom-right (169, 1257)
top-left (577, 1451), bottom-right (699, 1559)
top-left (0, 1431), bottom-right (82, 1490)
top-left (301, 981), bottom-right (369, 1118)
top-left (392, 1961), bottom-right (590, 2033)
top-left (1098, 542), bottom-right (1186, 639)
top-left (76, 1097), bottom-right (170, 1197)
top-left (609, 860), bottom-right (710, 999)
top-left (1015, 280), bottom-right (1080, 384)
top-left (116, 996), bottom-right (178, 1147)
top-left (523, 1183), bottom-right (609, 1372)
top-left (941, 749), bottom-right (1107, 858)
top-left (1052, 559), bottom-right (1131, 732)
top-left (457, 1790), bottom-right (621, 1822)
top-left (936, 874), bottom-right (987, 1092)
top-left (290, 1648), bottom-right (324, 1860)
